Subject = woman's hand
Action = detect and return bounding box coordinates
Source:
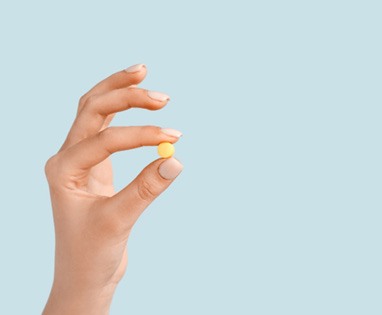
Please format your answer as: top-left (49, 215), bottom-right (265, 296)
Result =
top-left (42, 64), bottom-right (183, 315)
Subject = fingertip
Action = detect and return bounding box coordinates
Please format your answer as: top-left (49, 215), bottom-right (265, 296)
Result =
top-left (147, 90), bottom-right (170, 102)
top-left (161, 128), bottom-right (183, 138)
top-left (123, 64), bottom-right (147, 84)
top-left (158, 157), bottom-right (184, 180)
top-left (159, 128), bottom-right (182, 145)
top-left (124, 63), bottom-right (146, 74)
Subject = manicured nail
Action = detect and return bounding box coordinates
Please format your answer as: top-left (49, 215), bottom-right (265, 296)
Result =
top-left (125, 63), bottom-right (145, 73)
top-left (159, 158), bottom-right (183, 180)
top-left (161, 128), bottom-right (183, 138)
top-left (148, 91), bottom-right (170, 102)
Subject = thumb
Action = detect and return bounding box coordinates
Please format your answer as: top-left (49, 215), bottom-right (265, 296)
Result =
top-left (107, 157), bottom-right (183, 227)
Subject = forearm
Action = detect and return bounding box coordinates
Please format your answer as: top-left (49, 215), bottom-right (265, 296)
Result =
top-left (42, 281), bottom-right (116, 315)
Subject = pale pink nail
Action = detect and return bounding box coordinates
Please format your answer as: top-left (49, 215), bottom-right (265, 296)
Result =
top-left (159, 158), bottom-right (183, 180)
top-left (161, 128), bottom-right (183, 138)
top-left (125, 64), bottom-right (145, 73)
top-left (148, 91), bottom-right (170, 102)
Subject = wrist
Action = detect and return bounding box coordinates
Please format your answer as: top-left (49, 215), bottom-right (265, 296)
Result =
top-left (42, 280), bottom-right (117, 315)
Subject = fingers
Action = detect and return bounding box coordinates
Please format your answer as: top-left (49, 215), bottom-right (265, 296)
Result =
top-left (59, 64), bottom-right (148, 152)
top-left (79, 64), bottom-right (147, 108)
top-left (104, 157), bottom-right (184, 228)
top-left (61, 87), bottom-right (170, 151)
top-left (60, 126), bottom-right (181, 174)
top-left (84, 87), bottom-right (170, 117)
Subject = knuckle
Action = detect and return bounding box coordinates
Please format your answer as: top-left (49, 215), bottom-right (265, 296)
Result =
top-left (82, 95), bottom-right (98, 112)
top-left (78, 94), bottom-right (88, 111)
top-left (44, 154), bottom-right (66, 187)
top-left (44, 155), bottom-right (58, 180)
top-left (137, 179), bottom-right (158, 203)
top-left (152, 125), bottom-right (162, 134)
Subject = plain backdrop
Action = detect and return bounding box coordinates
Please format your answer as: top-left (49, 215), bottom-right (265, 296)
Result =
top-left (0, 1), bottom-right (381, 314)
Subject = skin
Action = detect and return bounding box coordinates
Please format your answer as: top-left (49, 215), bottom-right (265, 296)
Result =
top-left (42, 65), bottom-right (183, 315)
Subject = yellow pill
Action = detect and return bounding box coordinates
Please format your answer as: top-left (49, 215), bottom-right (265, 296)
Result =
top-left (157, 142), bottom-right (175, 158)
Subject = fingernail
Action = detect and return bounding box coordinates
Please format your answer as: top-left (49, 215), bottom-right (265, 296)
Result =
top-left (159, 158), bottom-right (183, 180)
top-left (148, 91), bottom-right (170, 102)
top-left (161, 128), bottom-right (183, 138)
top-left (125, 63), bottom-right (146, 73)
top-left (128, 84), bottom-right (138, 89)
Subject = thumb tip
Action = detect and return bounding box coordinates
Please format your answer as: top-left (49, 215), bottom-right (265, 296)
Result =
top-left (158, 157), bottom-right (184, 180)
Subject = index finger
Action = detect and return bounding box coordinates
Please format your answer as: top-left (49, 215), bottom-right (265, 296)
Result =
top-left (78, 63), bottom-right (147, 111)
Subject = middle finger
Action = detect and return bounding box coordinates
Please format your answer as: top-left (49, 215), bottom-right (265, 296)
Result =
top-left (63, 87), bottom-right (170, 149)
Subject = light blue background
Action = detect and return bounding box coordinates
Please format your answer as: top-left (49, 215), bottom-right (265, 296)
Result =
top-left (0, 0), bottom-right (381, 314)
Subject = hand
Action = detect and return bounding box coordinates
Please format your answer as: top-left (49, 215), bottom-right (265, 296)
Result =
top-left (42, 64), bottom-right (183, 315)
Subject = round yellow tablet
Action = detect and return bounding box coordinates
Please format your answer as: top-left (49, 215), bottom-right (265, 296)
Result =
top-left (157, 142), bottom-right (175, 158)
